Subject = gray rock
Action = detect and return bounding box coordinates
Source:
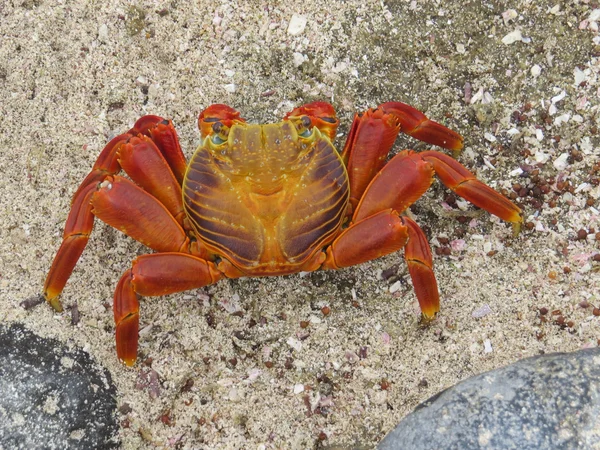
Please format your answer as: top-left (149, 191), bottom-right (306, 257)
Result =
top-left (379, 348), bottom-right (600, 450)
top-left (0, 323), bottom-right (119, 449)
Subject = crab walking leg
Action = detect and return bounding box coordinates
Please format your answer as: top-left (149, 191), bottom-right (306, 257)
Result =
top-left (114, 253), bottom-right (222, 366)
top-left (402, 217), bottom-right (439, 319)
top-left (43, 182), bottom-right (98, 311)
top-left (71, 133), bottom-right (130, 203)
top-left (43, 175), bottom-right (191, 310)
top-left (91, 176), bottom-right (190, 252)
top-left (322, 209), bottom-right (409, 269)
top-left (379, 102), bottom-right (464, 152)
top-left (43, 133), bottom-right (129, 309)
top-left (322, 210), bottom-right (440, 318)
top-left (353, 151), bottom-right (435, 222)
top-left (421, 151), bottom-right (523, 232)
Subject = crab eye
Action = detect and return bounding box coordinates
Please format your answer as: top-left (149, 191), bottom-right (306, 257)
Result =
top-left (212, 121), bottom-right (223, 133)
top-left (301, 116), bottom-right (311, 127)
top-left (211, 122), bottom-right (227, 144)
top-left (203, 117), bottom-right (220, 122)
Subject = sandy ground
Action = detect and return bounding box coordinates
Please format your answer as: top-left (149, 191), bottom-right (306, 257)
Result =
top-left (1, 0), bottom-right (599, 448)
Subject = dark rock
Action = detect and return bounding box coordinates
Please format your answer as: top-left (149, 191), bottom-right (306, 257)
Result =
top-left (0, 323), bottom-right (119, 449)
top-left (379, 348), bottom-right (600, 450)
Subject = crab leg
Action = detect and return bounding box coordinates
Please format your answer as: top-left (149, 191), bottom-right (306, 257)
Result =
top-left (379, 102), bottom-right (464, 152)
top-left (43, 182), bottom-right (98, 310)
top-left (340, 104), bottom-right (463, 210)
top-left (402, 216), bottom-right (439, 318)
top-left (341, 109), bottom-right (402, 209)
top-left (322, 210), bottom-right (439, 317)
top-left (323, 209), bottom-right (409, 269)
top-left (128, 115), bottom-right (188, 184)
top-left (114, 253), bottom-right (222, 366)
top-left (420, 151), bottom-right (522, 232)
top-left (353, 150), bottom-right (434, 222)
top-left (117, 135), bottom-right (184, 222)
top-left (43, 116), bottom-right (187, 311)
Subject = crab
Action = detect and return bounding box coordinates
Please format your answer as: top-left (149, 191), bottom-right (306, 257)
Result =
top-left (43, 101), bottom-right (522, 366)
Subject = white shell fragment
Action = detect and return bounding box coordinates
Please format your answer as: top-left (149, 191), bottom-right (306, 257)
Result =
top-left (287, 14), bottom-right (307, 36)
top-left (98, 24), bottom-right (109, 42)
top-left (483, 339), bottom-right (493, 353)
top-left (589, 9), bottom-right (600, 21)
top-left (502, 9), bottom-right (518, 23)
top-left (551, 90), bottom-right (566, 104)
top-left (502, 29), bottom-right (523, 45)
top-left (574, 67), bottom-right (586, 86)
top-left (292, 52), bottom-right (305, 67)
top-left (484, 132), bottom-right (497, 143)
top-left (287, 337), bottom-right (302, 352)
top-left (553, 152), bottom-right (569, 170)
top-left (472, 304), bottom-right (493, 318)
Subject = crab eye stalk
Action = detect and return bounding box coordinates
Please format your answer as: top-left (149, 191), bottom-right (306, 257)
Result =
top-left (291, 116), bottom-right (313, 138)
top-left (198, 104), bottom-right (246, 139)
top-left (283, 102), bottom-right (339, 141)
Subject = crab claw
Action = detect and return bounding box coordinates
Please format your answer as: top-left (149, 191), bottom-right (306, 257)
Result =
top-left (198, 104), bottom-right (246, 139)
top-left (285, 101), bottom-right (339, 142)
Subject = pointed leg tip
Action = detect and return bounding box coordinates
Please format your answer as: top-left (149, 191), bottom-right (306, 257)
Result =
top-left (419, 310), bottom-right (439, 324)
top-left (45, 294), bottom-right (64, 312)
top-left (119, 356), bottom-right (137, 367)
top-left (512, 220), bottom-right (522, 237)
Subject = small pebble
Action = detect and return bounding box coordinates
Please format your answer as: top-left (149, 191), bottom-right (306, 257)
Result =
top-left (531, 64), bottom-right (542, 77)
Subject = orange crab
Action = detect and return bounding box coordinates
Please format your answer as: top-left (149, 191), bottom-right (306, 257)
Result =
top-left (43, 101), bottom-right (522, 366)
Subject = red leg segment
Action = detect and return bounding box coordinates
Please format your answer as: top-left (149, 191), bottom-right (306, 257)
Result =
top-left (341, 109), bottom-right (402, 209)
top-left (43, 182), bottom-right (98, 311)
top-left (323, 209), bottom-right (409, 269)
top-left (117, 136), bottom-right (184, 222)
top-left (338, 103), bottom-right (463, 212)
top-left (322, 211), bottom-right (440, 319)
top-left (130, 116), bottom-right (188, 185)
top-left (379, 102), bottom-right (464, 151)
top-left (90, 176), bottom-right (189, 253)
top-left (114, 253), bottom-right (222, 365)
top-left (402, 217), bottom-right (439, 319)
top-left (353, 150), bottom-right (434, 222)
top-left (421, 151), bottom-right (522, 230)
